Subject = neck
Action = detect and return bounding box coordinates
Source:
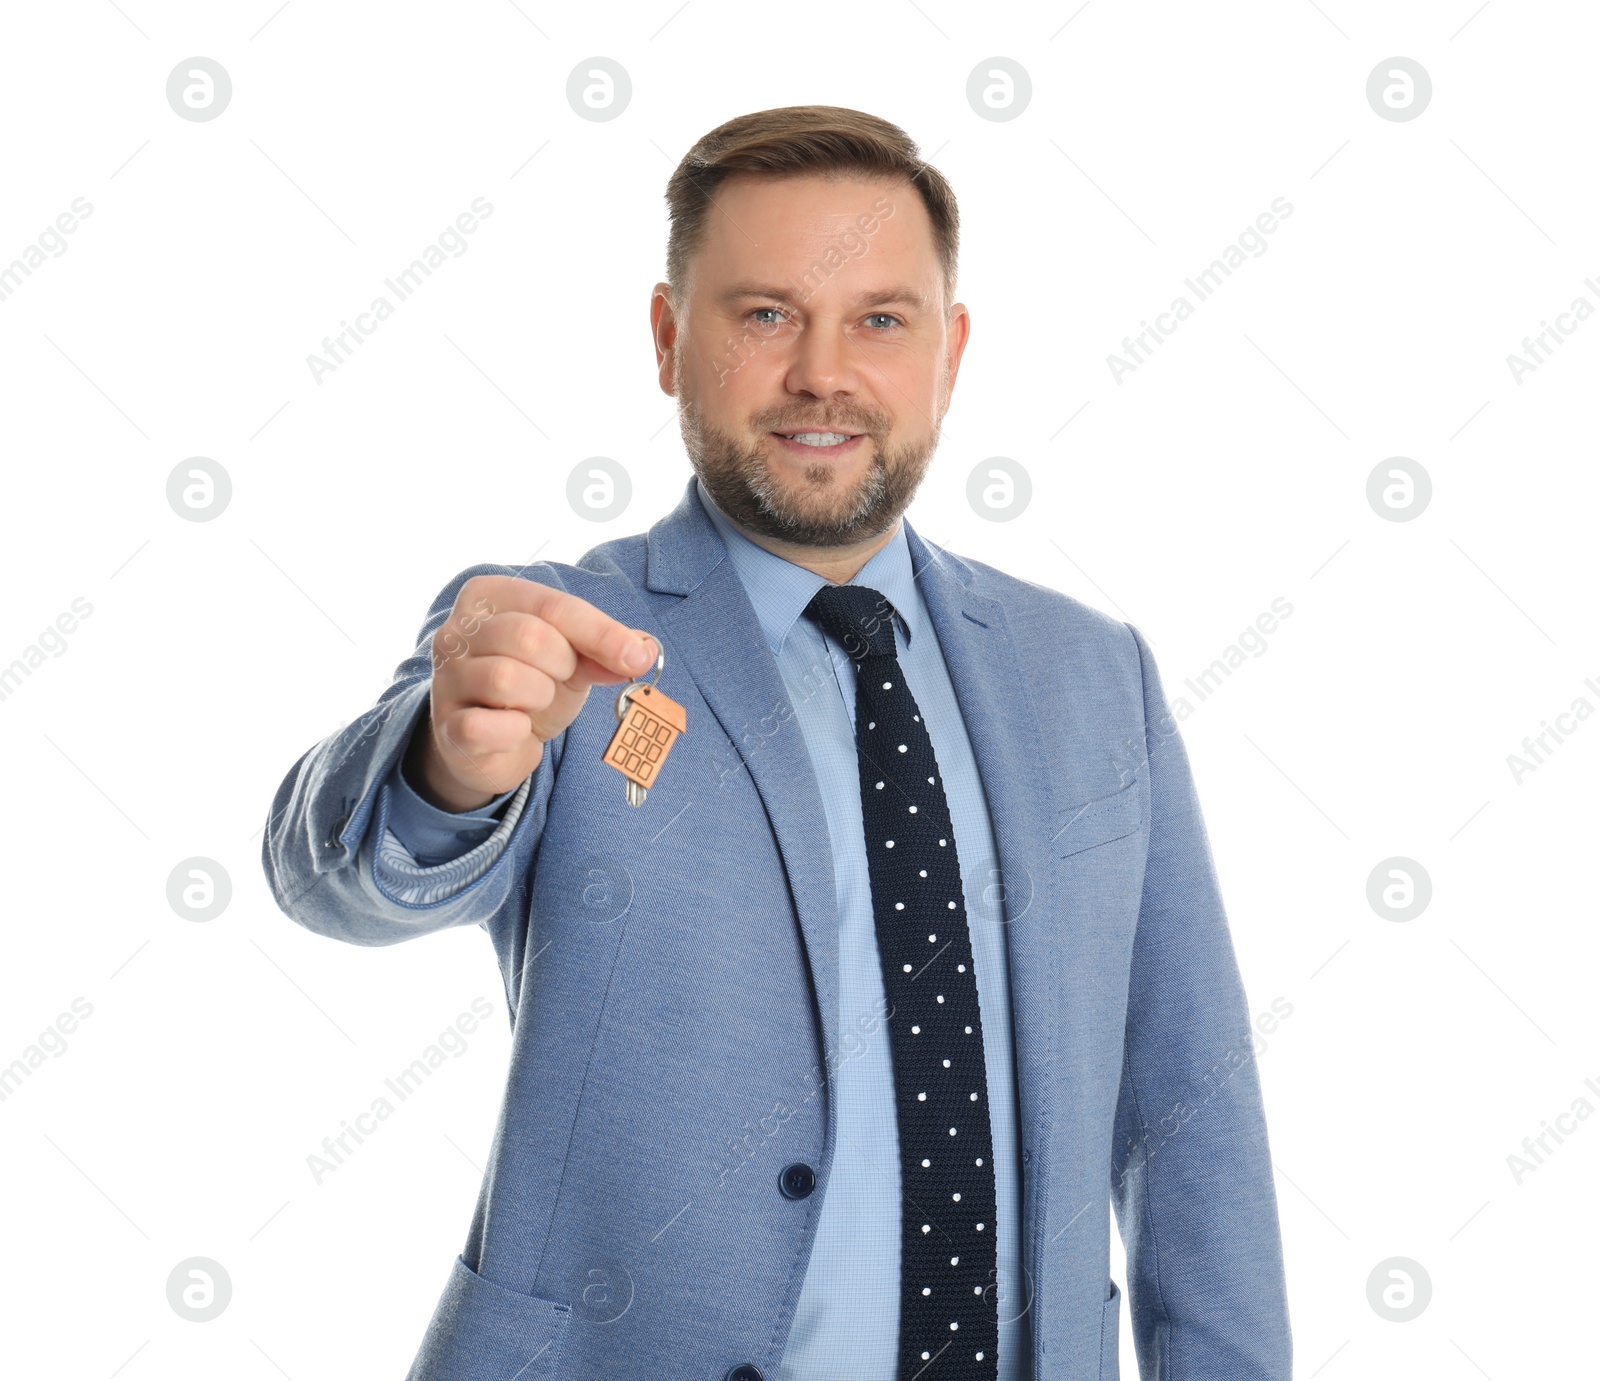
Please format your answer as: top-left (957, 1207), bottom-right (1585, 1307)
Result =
top-left (725, 517), bottom-right (898, 585)
top-left (701, 480), bottom-right (900, 583)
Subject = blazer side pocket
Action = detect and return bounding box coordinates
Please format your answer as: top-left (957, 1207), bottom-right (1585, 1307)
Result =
top-left (406, 1253), bottom-right (572, 1381)
top-left (1099, 1278), bottom-right (1122, 1378)
top-left (1054, 780), bottom-right (1143, 859)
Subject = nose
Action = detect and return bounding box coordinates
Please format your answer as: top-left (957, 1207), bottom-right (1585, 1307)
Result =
top-left (782, 317), bottom-right (862, 404)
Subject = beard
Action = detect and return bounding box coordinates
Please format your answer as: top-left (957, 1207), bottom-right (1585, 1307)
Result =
top-left (674, 347), bottom-right (945, 549)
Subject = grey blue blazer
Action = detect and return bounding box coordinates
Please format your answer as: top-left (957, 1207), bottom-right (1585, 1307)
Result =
top-left (263, 475), bottom-right (1292, 1379)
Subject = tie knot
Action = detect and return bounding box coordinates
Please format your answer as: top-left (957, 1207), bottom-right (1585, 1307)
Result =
top-left (803, 583), bottom-right (898, 661)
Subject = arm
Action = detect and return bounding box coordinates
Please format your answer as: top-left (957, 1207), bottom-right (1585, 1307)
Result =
top-left (1109, 622), bottom-right (1292, 1379)
top-left (260, 562), bottom-right (565, 946)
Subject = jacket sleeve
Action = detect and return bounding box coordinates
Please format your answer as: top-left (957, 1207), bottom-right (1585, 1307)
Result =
top-left (1109, 622), bottom-right (1293, 1379)
top-left (260, 561), bottom-right (567, 946)
top-left (381, 755), bottom-right (521, 865)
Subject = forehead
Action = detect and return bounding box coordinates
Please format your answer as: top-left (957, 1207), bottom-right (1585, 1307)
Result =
top-left (689, 172), bottom-right (938, 296)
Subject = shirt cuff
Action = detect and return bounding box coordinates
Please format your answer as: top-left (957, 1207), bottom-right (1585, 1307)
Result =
top-left (381, 755), bottom-right (524, 867)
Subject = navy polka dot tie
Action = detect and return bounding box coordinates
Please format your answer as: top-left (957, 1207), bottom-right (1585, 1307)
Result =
top-left (803, 582), bottom-right (999, 1380)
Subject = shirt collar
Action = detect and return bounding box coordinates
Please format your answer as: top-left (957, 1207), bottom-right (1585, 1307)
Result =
top-left (694, 475), bottom-right (922, 660)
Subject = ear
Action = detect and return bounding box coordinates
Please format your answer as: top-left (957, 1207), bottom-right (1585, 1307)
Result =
top-left (938, 301), bottom-right (972, 415)
top-left (651, 282), bottom-right (679, 396)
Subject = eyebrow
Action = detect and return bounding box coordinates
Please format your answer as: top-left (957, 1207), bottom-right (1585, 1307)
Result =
top-left (719, 281), bottom-right (932, 315)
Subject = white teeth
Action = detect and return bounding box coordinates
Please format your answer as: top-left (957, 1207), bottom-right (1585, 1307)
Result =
top-left (783, 432), bottom-right (854, 446)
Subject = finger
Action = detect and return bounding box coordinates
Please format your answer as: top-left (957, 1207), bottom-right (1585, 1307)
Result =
top-left (441, 702), bottom-right (538, 760)
top-left (449, 612), bottom-right (645, 694)
top-left (507, 584), bottom-right (656, 683)
top-left (454, 576), bottom-right (652, 681)
top-left (447, 654), bottom-right (556, 718)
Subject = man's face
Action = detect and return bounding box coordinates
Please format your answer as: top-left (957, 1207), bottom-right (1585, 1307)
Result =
top-left (653, 174), bottom-right (969, 550)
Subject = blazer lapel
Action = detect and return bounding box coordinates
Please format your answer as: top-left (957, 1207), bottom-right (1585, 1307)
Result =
top-left (642, 483), bottom-right (844, 1110)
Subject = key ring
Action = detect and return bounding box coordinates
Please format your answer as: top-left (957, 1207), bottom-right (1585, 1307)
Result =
top-left (601, 632), bottom-right (685, 807)
top-left (613, 634), bottom-right (664, 721)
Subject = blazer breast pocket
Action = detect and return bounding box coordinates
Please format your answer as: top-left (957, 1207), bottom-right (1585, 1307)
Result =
top-left (1054, 780), bottom-right (1144, 859)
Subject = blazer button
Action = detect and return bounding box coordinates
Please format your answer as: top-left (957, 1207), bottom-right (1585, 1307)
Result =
top-left (325, 814), bottom-right (350, 850)
top-left (778, 1162), bottom-right (816, 1199)
top-left (725, 1367), bottom-right (764, 1381)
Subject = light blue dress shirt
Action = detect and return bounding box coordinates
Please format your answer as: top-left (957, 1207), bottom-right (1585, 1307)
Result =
top-left (381, 478), bottom-right (1033, 1378)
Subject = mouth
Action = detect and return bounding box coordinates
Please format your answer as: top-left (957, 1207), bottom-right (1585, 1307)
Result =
top-left (769, 430), bottom-right (865, 457)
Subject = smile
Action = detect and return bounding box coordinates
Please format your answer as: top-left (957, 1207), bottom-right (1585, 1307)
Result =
top-left (770, 431), bottom-right (865, 456)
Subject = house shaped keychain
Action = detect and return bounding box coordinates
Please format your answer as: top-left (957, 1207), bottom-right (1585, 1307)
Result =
top-left (601, 634), bottom-right (686, 806)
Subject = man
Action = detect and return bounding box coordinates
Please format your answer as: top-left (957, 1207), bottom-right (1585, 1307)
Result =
top-left (264, 104), bottom-right (1291, 1380)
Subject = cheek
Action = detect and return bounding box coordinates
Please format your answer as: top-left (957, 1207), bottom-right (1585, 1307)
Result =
top-left (689, 336), bottom-right (748, 394)
top-left (883, 353), bottom-right (941, 411)
top-left (709, 364), bottom-right (779, 424)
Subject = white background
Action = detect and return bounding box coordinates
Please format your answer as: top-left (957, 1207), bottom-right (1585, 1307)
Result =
top-left (1, 1), bottom-right (1595, 1376)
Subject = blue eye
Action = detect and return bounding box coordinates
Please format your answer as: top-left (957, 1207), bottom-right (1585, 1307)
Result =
top-left (745, 307), bottom-right (902, 331)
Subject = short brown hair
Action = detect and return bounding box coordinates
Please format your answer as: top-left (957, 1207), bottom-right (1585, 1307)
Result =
top-left (663, 104), bottom-right (959, 313)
